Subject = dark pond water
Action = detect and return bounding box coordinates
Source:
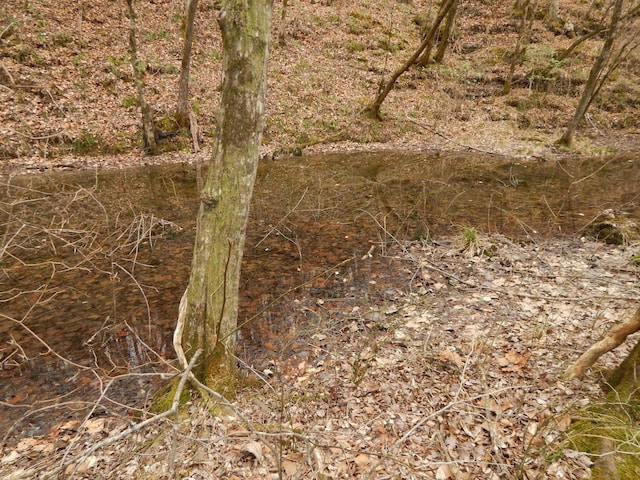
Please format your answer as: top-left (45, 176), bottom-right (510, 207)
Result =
top-left (1, 151), bottom-right (639, 441)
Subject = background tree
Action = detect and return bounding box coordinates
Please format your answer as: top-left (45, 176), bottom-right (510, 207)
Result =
top-left (125, 0), bottom-right (156, 153)
top-left (558, 0), bottom-right (623, 146)
top-left (433, 0), bottom-right (459, 63)
top-left (367, 0), bottom-right (456, 119)
top-left (173, 0), bottom-right (272, 393)
top-left (278, 0), bottom-right (288, 46)
top-left (176, 0), bottom-right (199, 128)
top-left (502, 0), bottom-right (537, 94)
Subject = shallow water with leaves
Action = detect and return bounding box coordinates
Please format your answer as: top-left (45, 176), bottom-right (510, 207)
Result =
top-left (1, 151), bottom-right (638, 440)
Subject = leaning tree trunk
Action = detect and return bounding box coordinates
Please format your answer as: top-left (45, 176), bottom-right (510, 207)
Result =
top-left (433, 0), bottom-right (459, 63)
top-left (126, 0), bottom-right (156, 153)
top-left (176, 0), bottom-right (199, 128)
top-left (557, 0), bottom-right (623, 146)
top-left (416, 0), bottom-right (457, 66)
top-left (173, 0), bottom-right (272, 395)
top-left (367, 0), bottom-right (455, 119)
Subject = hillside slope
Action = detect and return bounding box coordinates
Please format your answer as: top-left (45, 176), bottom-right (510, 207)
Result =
top-left (1, 0), bottom-right (639, 170)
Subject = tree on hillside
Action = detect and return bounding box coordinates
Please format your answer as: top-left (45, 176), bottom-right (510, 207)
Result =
top-left (173, 0), bottom-right (272, 393)
top-left (176, 0), bottom-right (199, 128)
top-left (502, 0), bottom-right (537, 95)
top-left (557, 0), bottom-right (624, 146)
top-left (126, 0), bottom-right (157, 153)
top-left (545, 0), bottom-right (560, 28)
top-left (431, 0), bottom-right (459, 64)
top-left (278, 0), bottom-right (288, 46)
top-left (367, 0), bottom-right (457, 119)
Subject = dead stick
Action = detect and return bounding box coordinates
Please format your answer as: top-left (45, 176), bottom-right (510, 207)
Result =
top-left (40, 350), bottom-right (202, 480)
top-left (564, 305), bottom-right (640, 380)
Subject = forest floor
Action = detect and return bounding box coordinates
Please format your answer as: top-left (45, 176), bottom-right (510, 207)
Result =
top-left (2, 0), bottom-right (640, 478)
top-left (1, 0), bottom-right (640, 173)
top-left (2, 234), bottom-right (640, 479)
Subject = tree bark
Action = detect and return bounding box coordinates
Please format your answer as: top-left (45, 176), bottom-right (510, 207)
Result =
top-left (557, 0), bottom-right (623, 146)
top-left (433, 0), bottom-right (459, 63)
top-left (367, 0), bottom-right (455, 119)
top-left (126, 0), bottom-right (156, 153)
top-left (176, 0), bottom-right (199, 128)
top-left (174, 0), bottom-right (272, 394)
top-left (278, 0), bottom-right (288, 46)
top-left (545, 0), bottom-right (560, 28)
top-left (503, 0), bottom-right (536, 95)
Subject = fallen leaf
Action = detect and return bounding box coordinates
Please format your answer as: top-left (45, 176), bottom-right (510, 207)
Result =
top-left (438, 347), bottom-right (463, 369)
top-left (1, 450), bottom-right (20, 464)
top-left (353, 453), bottom-right (370, 471)
top-left (282, 459), bottom-right (300, 476)
top-left (84, 418), bottom-right (106, 435)
top-left (436, 464), bottom-right (454, 479)
top-left (557, 414), bottom-right (572, 432)
top-left (497, 350), bottom-right (530, 372)
top-left (240, 441), bottom-right (263, 462)
top-left (75, 455), bottom-right (98, 473)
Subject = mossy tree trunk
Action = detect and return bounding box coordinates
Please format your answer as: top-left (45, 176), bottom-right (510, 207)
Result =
top-left (176, 0), bottom-right (199, 128)
top-left (278, 0), bottom-right (288, 46)
top-left (606, 336), bottom-right (640, 394)
top-left (557, 0), bottom-right (623, 147)
top-left (173, 0), bottom-right (272, 395)
top-left (545, 0), bottom-right (560, 29)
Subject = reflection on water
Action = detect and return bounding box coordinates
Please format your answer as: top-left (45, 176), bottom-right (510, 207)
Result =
top-left (1, 151), bottom-right (638, 440)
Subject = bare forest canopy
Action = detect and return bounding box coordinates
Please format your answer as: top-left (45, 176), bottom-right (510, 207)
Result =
top-left (1, 0), bottom-right (640, 166)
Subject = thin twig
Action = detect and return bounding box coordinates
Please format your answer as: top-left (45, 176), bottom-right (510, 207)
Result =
top-left (254, 187), bottom-right (308, 250)
top-left (40, 350), bottom-right (202, 480)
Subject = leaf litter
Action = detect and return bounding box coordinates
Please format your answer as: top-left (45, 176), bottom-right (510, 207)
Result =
top-left (2, 233), bottom-right (639, 479)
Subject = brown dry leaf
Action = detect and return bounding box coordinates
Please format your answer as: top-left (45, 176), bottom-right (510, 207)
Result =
top-left (557, 414), bottom-right (572, 432)
top-left (353, 453), bottom-right (370, 471)
top-left (282, 459), bottom-right (300, 476)
top-left (497, 350), bottom-right (530, 372)
top-left (1, 450), bottom-right (20, 465)
top-left (58, 420), bottom-right (81, 432)
top-left (438, 347), bottom-right (463, 369)
top-left (436, 464), bottom-right (454, 479)
top-left (16, 438), bottom-right (39, 452)
top-left (84, 418), bottom-right (106, 435)
top-left (72, 455), bottom-right (98, 474)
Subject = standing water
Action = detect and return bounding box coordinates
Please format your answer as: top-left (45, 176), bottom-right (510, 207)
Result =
top-left (1, 151), bottom-right (638, 441)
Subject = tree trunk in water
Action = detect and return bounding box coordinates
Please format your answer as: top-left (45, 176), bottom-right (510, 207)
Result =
top-left (126, 0), bottom-right (156, 153)
top-left (176, 0), bottom-right (199, 128)
top-left (433, 0), bottom-right (459, 63)
top-left (557, 0), bottom-right (623, 146)
top-left (173, 0), bottom-right (272, 395)
top-left (368, 0), bottom-right (455, 119)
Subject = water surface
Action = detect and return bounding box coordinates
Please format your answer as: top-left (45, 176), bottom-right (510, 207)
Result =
top-left (1, 151), bottom-right (638, 440)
